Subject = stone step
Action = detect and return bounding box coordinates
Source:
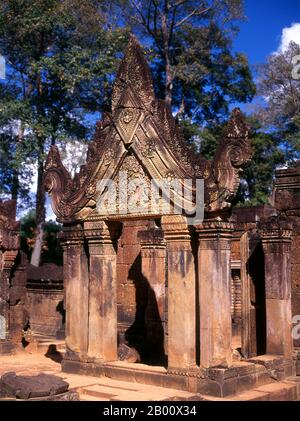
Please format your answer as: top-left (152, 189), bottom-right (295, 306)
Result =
top-left (251, 381), bottom-right (298, 401)
top-left (79, 385), bottom-right (172, 401)
top-left (78, 383), bottom-right (197, 402)
top-left (283, 376), bottom-right (300, 396)
top-left (79, 385), bottom-right (124, 400)
top-left (35, 338), bottom-right (66, 355)
top-left (201, 380), bottom-right (299, 401)
top-left (38, 342), bottom-right (65, 352)
top-left (78, 380), bottom-right (299, 401)
top-left (80, 395), bottom-right (110, 401)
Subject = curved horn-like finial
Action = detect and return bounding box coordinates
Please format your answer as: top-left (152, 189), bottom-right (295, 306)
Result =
top-left (206, 108), bottom-right (253, 213)
top-left (44, 146), bottom-right (72, 219)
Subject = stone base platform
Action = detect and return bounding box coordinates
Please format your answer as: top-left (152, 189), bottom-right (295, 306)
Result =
top-left (0, 352), bottom-right (299, 401)
top-left (62, 354), bottom-right (295, 398)
top-left (247, 355), bottom-right (295, 380)
top-left (0, 340), bottom-right (15, 355)
top-left (293, 348), bottom-right (300, 376)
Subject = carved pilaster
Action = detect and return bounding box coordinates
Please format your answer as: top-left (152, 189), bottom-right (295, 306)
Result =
top-left (258, 218), bottom-right (293, 357)
top-left (84, 221), bottom-right (121, 362)
top-left (59, 224), bottom-right (89, 361)
top-left (138, 228), bottom-right (167, 361)
top-left (161, 215), bottom-right (196, 371)
top-left (0, 251), bottom-right (18, 342)
top-left (0, 200), bottom-right (20, 354)
top-left (196, 221), bottom-right (234, 368)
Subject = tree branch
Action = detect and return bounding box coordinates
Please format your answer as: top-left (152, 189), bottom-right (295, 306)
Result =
top-left (129, 0), bottom-right (164, 55)
top-left (174, 6), bottom-right (211, 27)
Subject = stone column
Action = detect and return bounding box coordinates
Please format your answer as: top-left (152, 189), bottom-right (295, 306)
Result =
top-left (138, 227), bottom-right (167, 356)
top-left (196, 221), bottom-right (233, 368)
top-left (259, 220), bottom-right (293, 358)
top-left (85, 221), bottom-right (120, 362)
top-left (161, 215), bottom-right (196, 371)
top-left (0, 250), bottom-right (18, 354)
top-left (60, 225), bottom-right (89, 360)
top-left (240, 232), bottom-right (251, 359)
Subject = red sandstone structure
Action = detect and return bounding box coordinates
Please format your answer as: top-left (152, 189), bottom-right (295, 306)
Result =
top-left (42, 37), bottom-right (298, 398)
top-left (0, 200), bottom-right (27, 354)
top-left (0, 201), bottom-right (64, 356)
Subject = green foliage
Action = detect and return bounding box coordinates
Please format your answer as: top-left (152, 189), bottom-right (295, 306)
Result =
top-left (43, 220), bottom-right (63, 265)
top-left (199, 116), bottom-right (286, 206)
top-left (0, 0), bottom-right (260, 217)
top-left (20, 210), bottom-right (63, 265)
top-left (0, 0), bottom-right (129, 207)
top-left (256, 41), bottom-right (300, 157)
top-left (236, 130), bottom-right (285, 206)
top-left (171, 25), bottom-right (255, 124)
top-left (116, 0), bottom-right (255, 123)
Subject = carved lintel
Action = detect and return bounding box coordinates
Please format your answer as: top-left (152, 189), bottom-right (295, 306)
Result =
top-left (196, 221), bottom-right (233, 250)
top-left (161, 215), bottom-right (191, 242)
top-left (84, 221), bottom-right (121, 241)
top-left (258, 217), bottom-right (292, 250)
top-left (59, 224), bottom-right (84, 248)
top-left (138, 228), bottom-right (165, 247)
top-left (258, 217), bottom-right (292, 238)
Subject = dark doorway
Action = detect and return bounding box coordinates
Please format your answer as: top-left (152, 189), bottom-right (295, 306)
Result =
top-left (247, 237), bottom-right (267, 356)
top-left (116, 220), bottom-right (167, 367)
top-left (125, 255), bottom-right (166, 366)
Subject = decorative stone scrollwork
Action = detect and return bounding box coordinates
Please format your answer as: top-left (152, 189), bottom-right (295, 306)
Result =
top-left (141, 137), bottom-right (156, 158)
top-left (115, 107), bottom-right (142, 145)
top-left (103, 148), bottom-right (116, 166)
top-left (86, 182), bottom-right (97, 199)
top-left (205, 108), bottom-right (253, 214)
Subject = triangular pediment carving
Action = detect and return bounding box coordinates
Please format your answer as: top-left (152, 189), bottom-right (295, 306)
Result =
top-left (44, 36), bottom-right (252, 224)
top-left (113, 88), bottom-right (144, 146)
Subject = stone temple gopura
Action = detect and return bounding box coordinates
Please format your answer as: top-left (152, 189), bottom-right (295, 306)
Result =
top-left (1, 36), bottom-right (299, 400)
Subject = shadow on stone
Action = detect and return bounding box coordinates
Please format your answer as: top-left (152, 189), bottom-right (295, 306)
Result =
top-left (45, 344), bottom-right (63, 364)
top-left (123, 254), bottom-right (166, 367)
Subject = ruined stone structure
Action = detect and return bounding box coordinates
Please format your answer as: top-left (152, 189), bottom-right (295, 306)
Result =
top-left (274, 162), bottom-right (300, 350)
top-left (0, 200), bottom-right (64, 353)
top-left (230, 206), bottom-right (293, 361)
top-left (26, 264), bottom-right (64, 339)
top-left (0, 200), bottom-right (27, 354)
top-left (44, 37), bottom-right (295, 397)
top-left (273, 162), bottom-right (300, 374)
top-left (229, 162), bottom-right (300, 376)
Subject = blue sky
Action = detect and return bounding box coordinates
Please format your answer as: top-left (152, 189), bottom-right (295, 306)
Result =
top-left (234, 0), bottom-right (300, 64)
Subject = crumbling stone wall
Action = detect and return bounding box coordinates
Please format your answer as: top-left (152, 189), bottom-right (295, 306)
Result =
top-left (0, 200), bottom-right (28, 353)
top-left (274, 163), bottom-right (300, 349)
top-left (231, 205), bottom-right (276, 356)
top-left (26, 264), bottom-right (64, 338)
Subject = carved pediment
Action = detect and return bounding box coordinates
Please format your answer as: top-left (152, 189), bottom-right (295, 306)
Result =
top-left (114, 88), bottom-right (144, 146)
top-left (44, 36), bottom-right (252, 223)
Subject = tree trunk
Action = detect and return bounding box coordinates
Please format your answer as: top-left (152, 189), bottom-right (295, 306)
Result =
top-left (11, 125), bottom-right (24, 201)
top-left (161, 10), bottom-right (173, 107)
top-left (30, 152), bottom-right (46, 267)
top-left (165, 58), bottom-right (173, 107)
top-left (11, 169), bottom-right (19, 201)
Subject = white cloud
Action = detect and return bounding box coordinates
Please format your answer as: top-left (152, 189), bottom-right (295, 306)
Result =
top-left (278, 22), bottom-right (300, 53)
